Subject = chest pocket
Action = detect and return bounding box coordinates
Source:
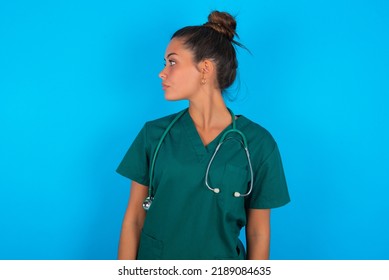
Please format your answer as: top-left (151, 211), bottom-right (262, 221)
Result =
top-left (218, 164), bottom-right (249, 213)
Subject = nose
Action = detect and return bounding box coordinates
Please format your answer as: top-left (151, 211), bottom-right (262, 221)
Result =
top-left (159, 68), bottom-right (167, 80)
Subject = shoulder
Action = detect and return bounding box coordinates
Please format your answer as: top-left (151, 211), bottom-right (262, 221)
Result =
top-left (238, 115), bottom-right (278, 158)
top-left (142, 109), bottom-right (186, 138)
top-left (239, 116), bottom-right (276, 144)
top-left (145, 111), bottom-right (181, 127)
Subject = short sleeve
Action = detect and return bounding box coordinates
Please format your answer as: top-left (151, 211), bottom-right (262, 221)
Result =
top-left (248, 143), bottom-right (290, 209)
top-left (116, 124), bottom-right (150, 186)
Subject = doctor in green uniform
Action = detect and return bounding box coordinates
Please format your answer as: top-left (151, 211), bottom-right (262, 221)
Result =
top-left (117, 11), bottom-right (290, 260)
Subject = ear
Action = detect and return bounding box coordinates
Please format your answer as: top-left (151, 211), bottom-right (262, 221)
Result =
top-left (198, 59), bottom-right (215, 74)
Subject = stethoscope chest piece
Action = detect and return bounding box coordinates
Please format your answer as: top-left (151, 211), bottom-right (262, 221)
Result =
top-left (142, 196), bottom-right (154, 211)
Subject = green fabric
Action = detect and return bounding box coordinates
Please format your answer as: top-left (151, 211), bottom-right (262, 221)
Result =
top-left (117, 109), bottom-right (290, 259)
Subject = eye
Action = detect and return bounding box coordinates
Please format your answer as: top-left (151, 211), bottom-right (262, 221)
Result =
top-left (168, 59), bottom-right (176, 66)
top-left (163, 59), bottom-right (176, 67)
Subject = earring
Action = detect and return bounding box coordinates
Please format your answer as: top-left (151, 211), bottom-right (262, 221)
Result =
top-left (201, 70), bottom-right (206, 85)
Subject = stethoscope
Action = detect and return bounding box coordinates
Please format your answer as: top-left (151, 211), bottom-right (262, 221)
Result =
top-left (142, 108), bottom-right (254, 211)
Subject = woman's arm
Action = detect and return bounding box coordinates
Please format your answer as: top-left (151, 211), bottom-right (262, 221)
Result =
top-left (245, 209), bottom-right (271, 260)
top-left (118, 181), bottom-right (148, 259)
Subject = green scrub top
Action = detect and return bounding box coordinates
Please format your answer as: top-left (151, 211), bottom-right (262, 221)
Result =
top-left (117, 109), bottom-right (290, 260)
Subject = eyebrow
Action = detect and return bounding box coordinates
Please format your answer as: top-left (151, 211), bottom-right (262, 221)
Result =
top-left (165, 52), bottom-right (178, 59)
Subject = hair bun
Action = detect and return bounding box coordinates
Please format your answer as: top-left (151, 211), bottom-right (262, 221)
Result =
top-left (205, 11), bottom-right (237, 41)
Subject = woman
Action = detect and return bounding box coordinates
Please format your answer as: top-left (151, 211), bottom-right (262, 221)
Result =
top-left (116, 11), bottom-right (290, 260)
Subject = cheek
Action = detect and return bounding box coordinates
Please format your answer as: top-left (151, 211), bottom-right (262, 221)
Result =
top-left (168, 65), bottom-right (201, 94)
top-left (180, 68), bottom-right (200, 86)
top-left (187, 76), bottom-right (201, 90)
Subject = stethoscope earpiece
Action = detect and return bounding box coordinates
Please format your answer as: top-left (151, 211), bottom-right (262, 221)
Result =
top-left (213, 188), bottom-right (220, 194)
top-left (234, 192), bottom-right (241, 198)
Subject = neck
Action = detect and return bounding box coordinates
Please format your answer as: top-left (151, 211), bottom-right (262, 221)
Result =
top-left (188, 88), bottom-right (231, 130)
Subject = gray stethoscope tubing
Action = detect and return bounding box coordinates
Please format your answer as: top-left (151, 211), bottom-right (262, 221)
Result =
top-left (205, 134), bottom-right (254, 198)
top-left (205, 108), bottom-right (253, 197)
top-left (143, 108), bottom-right (253, 211)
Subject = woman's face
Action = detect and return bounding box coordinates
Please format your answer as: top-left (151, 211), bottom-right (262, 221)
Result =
top-left (159, 38), bottom-right (202, 101)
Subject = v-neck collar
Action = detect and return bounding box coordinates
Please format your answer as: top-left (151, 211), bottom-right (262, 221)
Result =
top-left (180, 109), bottom-right (239, 161)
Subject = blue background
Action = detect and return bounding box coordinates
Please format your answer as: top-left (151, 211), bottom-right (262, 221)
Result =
top-left (1, 0), bottom-right (388, 259)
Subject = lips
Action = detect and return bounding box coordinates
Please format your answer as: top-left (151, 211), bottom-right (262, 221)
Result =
top-left (162, 83), bottom-right (170, 90)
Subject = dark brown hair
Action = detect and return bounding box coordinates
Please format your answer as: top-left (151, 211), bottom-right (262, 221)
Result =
top-left (172, 11), bottom-right (245, 91)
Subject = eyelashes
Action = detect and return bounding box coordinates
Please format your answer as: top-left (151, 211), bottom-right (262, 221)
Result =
top-left (164, 59), bottom-right (176, 67)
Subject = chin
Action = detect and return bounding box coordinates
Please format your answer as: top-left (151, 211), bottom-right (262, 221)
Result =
top-left (165, 96), bottom-right (183, 101)
top-left (164, 92), bottom-right (186, 101)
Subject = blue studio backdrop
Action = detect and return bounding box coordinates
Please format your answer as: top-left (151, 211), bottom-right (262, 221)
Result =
top-left (1, 0), bottom-right (388, 259)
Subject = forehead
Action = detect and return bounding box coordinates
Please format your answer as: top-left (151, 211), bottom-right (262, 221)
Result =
top-left (164, 38), bottom-right (192, 58)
